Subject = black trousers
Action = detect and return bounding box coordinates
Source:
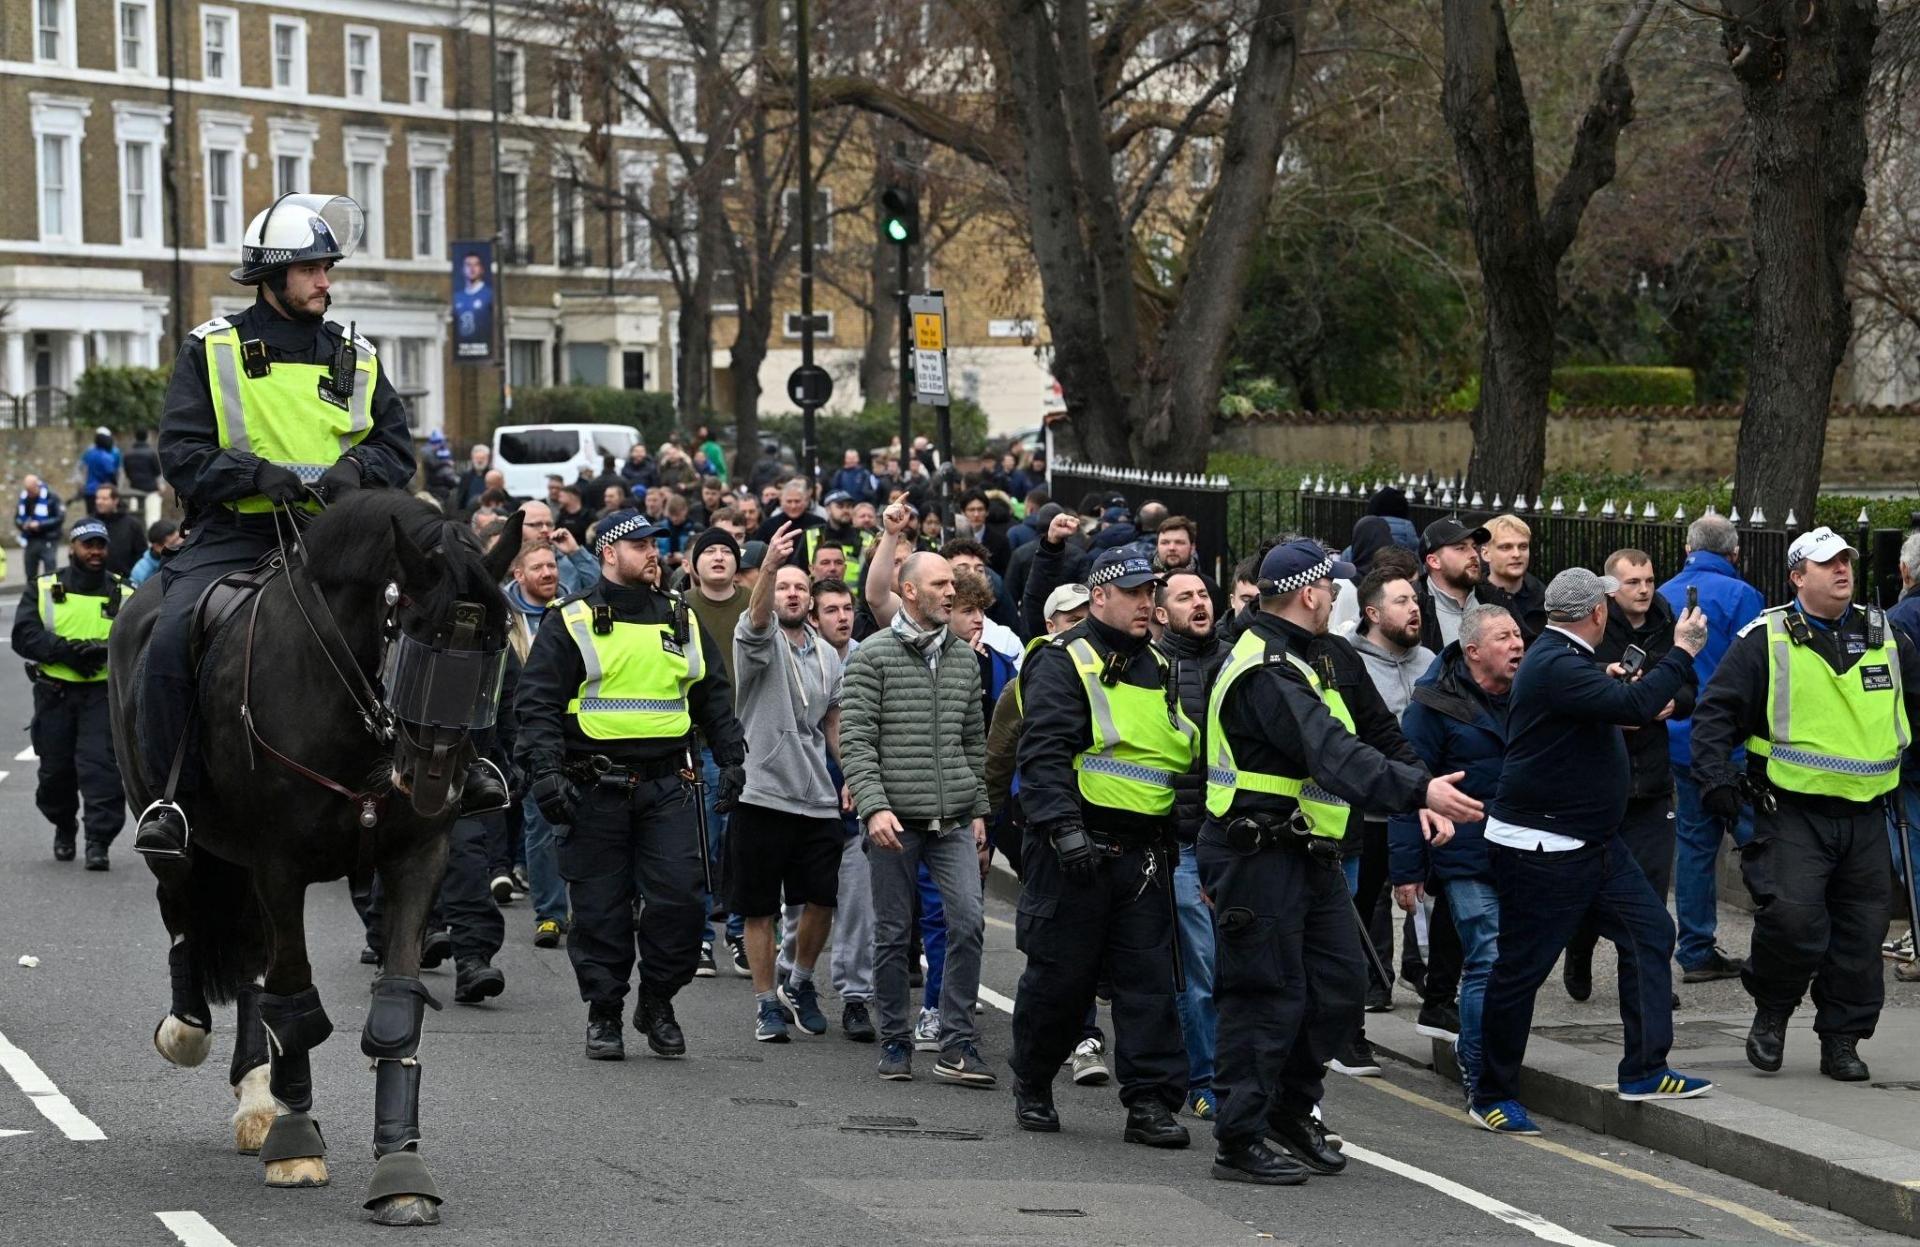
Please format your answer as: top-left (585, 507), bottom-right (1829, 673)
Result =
top-left (1008, 829), bottom-right (1186, 1110)
top-left (1740, 796), bottom-right (1890, 1037)
top-left (32, 680), bottom-right (124, 846)
top-left (1198, 831), bottom-right (1366, 1149)
top-left (442, 813), bottom-right (506, 963)
top-left (1568, 795), bottom-right (1677, 964)
top-left (22, 537), bottom-right (57, 585)
top-left (557, 774), bottom-right (705, 1004)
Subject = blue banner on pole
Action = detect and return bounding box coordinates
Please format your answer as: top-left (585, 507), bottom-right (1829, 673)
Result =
top-left (451, 240), bottom-right (495, 364)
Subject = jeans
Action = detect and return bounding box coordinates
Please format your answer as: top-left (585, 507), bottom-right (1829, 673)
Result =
top-left (699, 746), bottom-right (745, 944)
top-left (869, 825), bottom-right (983, 1050)
top-left (22, 536), bottom-right (56, 585)
top-left (1173, 845), bottom-right (1217, 1091)
top-left (918, 862), bottom-right (947, 1010)
top-left (520, 795), bottom-right (570, 926)
top-left (1673, 774), bottom-right (1753, 968)
top-left (1885, 782), bottom-right (1920, 927)
top-left (1443, 877), bottom-right (1500, 1099)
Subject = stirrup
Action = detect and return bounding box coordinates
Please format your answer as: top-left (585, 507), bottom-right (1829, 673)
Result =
top-left (134, 799), bottom-right (191, 859)
top-left (459, 758), bottom-right (512, 815)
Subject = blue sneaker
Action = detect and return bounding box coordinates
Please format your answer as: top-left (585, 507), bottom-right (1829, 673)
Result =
top-left (778, 977), bottom-right (828, 1036)
top-left (754, 999), bottom-right (790, 1044)
top-left (1618, 1069), bottom-right (1713, 1102)
top-left (878, 1040), bottom-right (913, 1081)
top-left (1469, 1099), bottom-right (1542, 1135)
top-left (1186, 1087), bottom-right (1218, 1120)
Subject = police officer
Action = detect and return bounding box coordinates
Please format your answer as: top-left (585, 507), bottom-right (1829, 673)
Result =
top-left (1691, 526), bottom-right (1920, 1081)
top-left (132, 193), bottom-right (473, 858)
top-left (814, 490), bottom-right (874, 576)
top-left (517, 510), bottom-right (747, 1060)
top-left (1202, 539), bottom-right (1482, 1184)
top-left (1009, 546), bottom-right (1194, 1149)
top-left (11, 519), bottom-right (126, 869)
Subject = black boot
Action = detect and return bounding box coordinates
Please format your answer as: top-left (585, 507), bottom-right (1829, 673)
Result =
top-left (1123, 1100), bottom-right (1191, 1149)
top-left (1213, 1140), bottom-right (1308, 1186)
top-left (584, 1001), bottom-right (624, 1060)
top-left (1746, 1008), bottom-right (1789, 1072)
top-left (420, 929), bottom-right (452, 970)
top-left (453, 957), bottom-right (505, 1005)
top-left (133, 805), bottom-right (188, 859)
top-left (636, 986), bottom-right (686, 1057)
top-left (52, 824), bottom-right (76, 862)
top-left (83, 842), bottom-right (109, 871)
top-left (1820, 1034), bottom-right (1870, 1082)
top-left (458, 761), bottom-right (508, 815)
top-left (1013, 1080), bottom-right (1059, 1132)
top-left (1563, 947), bottom-right (1593, 1003)
top-left (1269, 1113), bottom-right (1346, 1174)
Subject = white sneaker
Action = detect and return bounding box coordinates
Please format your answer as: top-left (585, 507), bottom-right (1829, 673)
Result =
top-left (913, 1006), bottom-right (941, 1052)
top-left (1884, 930), bottom-right (1915, 961)
top-left (1070, 1036), bottom-right (1111, 1085)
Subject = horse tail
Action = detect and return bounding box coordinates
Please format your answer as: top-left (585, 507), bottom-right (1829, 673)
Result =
top-left (185, 849), bottom-right (268, 1005)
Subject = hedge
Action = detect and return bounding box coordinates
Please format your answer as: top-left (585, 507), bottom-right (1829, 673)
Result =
top-left (1550, 366), bottom-right (1696, 407)
top-left (499, 386), bottom-right (678, 446)
top-left (72, 365), bottom-right (172, 431)
top-left (760, 397), bottom-right (991, 467)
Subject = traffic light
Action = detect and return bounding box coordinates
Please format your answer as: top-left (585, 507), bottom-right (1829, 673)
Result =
top-left (880, 187), bottom-right (919, 246)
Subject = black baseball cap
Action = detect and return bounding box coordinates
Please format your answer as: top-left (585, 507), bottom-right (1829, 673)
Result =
top-left (1257, 539), bottom-right (1354, 593)
top-left (1421, 515), bottom-right (1490, 556)
top-left (1087, 547), bottom-right (1161, 590)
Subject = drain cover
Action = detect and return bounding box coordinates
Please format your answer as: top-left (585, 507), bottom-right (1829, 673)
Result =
top-left (1870, 1081), bottom-right (1920, 1091)
top-left (847, 1115), bottom-right (918, 1127)
top-left (1019, 1208), bottom-right (1088, 1218)
top-left (1610, 1228), bottom-right (1701, 1240)
top-left (839, 1124), bottom-right (983, 1140)
top-left (731, 1097), bottom-right (798, 1107)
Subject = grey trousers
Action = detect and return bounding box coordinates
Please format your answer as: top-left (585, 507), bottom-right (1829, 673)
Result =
top-left (871, 825), bottom-right (982, 1050)
top-left (777, 833), bottom-right (874, 1002)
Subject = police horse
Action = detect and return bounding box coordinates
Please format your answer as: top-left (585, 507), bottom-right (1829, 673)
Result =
top-left (108, 491), bottom-right (520, 1226)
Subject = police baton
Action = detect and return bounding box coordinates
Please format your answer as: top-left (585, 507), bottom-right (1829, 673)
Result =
top-left (680, 737), bottom-right (716, 899)
top-left (1162, 846), bottom-right (1187, 995)
top-left (1350, 893), bottom-right (1396, 994)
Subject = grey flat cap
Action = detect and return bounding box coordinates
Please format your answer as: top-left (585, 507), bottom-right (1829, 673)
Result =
top-left (1544, 567), bottom-right (1620, 621)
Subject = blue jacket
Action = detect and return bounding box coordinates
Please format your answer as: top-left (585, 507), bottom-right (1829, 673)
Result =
top-left (1389, 645), bottom-right (1506, 884)
top-left (14, 484), bottom-right (61, 538)
top-left (1890, 584), bottom-right (1920, 782)
top-left (829, 467), bottom-right (877, 505)
top-left (130, 549), bottom-right (163, 587)
top-left (1657, 551), bottom-right (1765, 768)
top-left (1342, 514), bottom-right (1419, 562)
top-left (1491, 628), bottom-right (1694, 841)
top-left (82, 445), bottom-right (121, 494)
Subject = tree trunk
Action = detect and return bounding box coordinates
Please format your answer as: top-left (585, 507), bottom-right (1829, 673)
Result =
top-left (731, 306), bottom-right (769, 477)
top-left (861, 153), bottom-right (899, 405)
top-left (1726, 0), bottom-right (1879, 525)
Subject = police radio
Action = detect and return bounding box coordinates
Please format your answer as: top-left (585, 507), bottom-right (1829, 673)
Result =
top-left (318, 321), bottom-right (358, 411)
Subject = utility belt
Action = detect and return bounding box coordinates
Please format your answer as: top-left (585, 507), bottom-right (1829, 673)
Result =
top-left (23, 662), bottom-right (100, 691)
top-left (564, 752), bottom-right (685, 788)
top-left (1741, 768), bottom-right (1885, 819)
top-left (1221, 809), bottom-right (1342, 866)
top-left (1084, 825), bottom-right (1178, 857)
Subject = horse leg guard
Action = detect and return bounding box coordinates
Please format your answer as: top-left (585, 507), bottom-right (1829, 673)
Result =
top-left (363, 976), bottom-right (441, 1159)
top-left (260, 1111), bottom-right (329, 1188)
top-left (153, 942), bottom-right (212, 1067)
top-left (229, 985), bottom-right (267, 1086)
top-left (258, 986), bottom-right (332, 1114)
top-left (230, 986), bottom-right (274, 1155)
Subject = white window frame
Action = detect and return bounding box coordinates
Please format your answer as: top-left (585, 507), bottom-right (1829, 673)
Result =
top-left (409, 35), bottom-right (442, 109)
top-left (113, 101), bottom-right (170, 249)
top-left (498, 141), bottom-right (532, 263)
top-left (1189, 136), bottom-right (1215, 189)
top-left (344, 25), bottom-right (380, 102)
top-left (781, 187), bottom-right (833, 252)
top-left (407, 132), bottom-right (452, 261)
top-left (118, 0), bottom-right (156, 75)
top-left (31, 94), bottom-right (89, 245)
top-left (344, 127), bottom-right (392, 260)
top-left (201, 6), bottom-right (238, 87)
top-left (619, 153), bottom-right (658, 271)
top-left (783, 310), bottom-right (835, 340)
top-left (271, 17), bottom-right (308, 94)
top-left (270, 117), bottom-right (318, 199)
top-left (495, 45), bottom-right (525, 115)
top-left (199, 110), bottom-right (253, 249)
top-left (36, 0), bottom-right (75, 69)
top-left (666, 64), bottom-right (696, 134)
top-left (552, 55), bottom-right (582, 121)
top-left (553, 158), bottom-right (587, 266)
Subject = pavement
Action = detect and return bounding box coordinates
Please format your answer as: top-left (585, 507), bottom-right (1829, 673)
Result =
top-left (0, 616), bottom-right (1917, 1245)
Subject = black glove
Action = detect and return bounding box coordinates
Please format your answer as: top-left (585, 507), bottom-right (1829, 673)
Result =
top-left (713, 764), bottom-right (747, 814)
top-left (253, 462), bottom-right (307, 507)
top-left (530, 770), bottom-right (578, 825)
top-left (1050, 822), bottom-right (1097, 885)
top-left (1703, 785), bottom-right (1743, 822)
top-left (63, 641), bottom-right (108, 676)
top-left (316, 457), bottom-right (364, 503)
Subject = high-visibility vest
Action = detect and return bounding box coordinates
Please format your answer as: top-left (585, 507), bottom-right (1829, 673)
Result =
top-left (37, 573), bottom-right (122, 683)
top-left (201, 319), bottom-right (376, 514)
top-left (1744, 606), bottom-right (1910, 801)
top-left (559, 597), bottom-right (705, 740)
top-left (1205, 628), bottom-right (1354, 838)
top-left (1063, 637), bottom-right (1196, 817)
top-left (806, 527), bottom-right (873, 577)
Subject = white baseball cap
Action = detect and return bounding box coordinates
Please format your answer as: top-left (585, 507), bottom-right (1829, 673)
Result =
top-left (1787, 526), bottom-right (1858, 570)
top-left (1043, 583), bottom-right (1091, 619)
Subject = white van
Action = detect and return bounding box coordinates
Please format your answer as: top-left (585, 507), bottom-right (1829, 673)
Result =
top-left (491, 424), bottom-right (638, 498)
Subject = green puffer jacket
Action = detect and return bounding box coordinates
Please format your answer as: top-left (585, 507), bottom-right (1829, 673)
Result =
top-left (841, 627), bottom-right (989, 825)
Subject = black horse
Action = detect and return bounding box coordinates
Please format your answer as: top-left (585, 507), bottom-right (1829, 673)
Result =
top-left (108, 491), bottom-right (522, 1227)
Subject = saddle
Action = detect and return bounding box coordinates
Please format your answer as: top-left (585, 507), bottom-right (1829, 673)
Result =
top-left (189, 553), bottom-right (285, 672)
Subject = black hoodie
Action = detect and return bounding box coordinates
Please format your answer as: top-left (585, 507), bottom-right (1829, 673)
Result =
top-left (1594, 592), bottom-right (1695, 800)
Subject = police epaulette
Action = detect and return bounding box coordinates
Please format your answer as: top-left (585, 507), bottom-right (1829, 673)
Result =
top-left (1736, 612), bottom-right (1770, 639)
top-left (187, 316), bottom-right (231, 341)
top-left (553, 588), bottom-right (596, 609)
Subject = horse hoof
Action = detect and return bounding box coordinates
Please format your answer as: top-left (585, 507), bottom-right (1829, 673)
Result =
top-left (231, 1066), bottom-right (273, 1154)
top-left (153, 1015), bottom-right (212, 1068)
top-left (369, 1195), bottom-right (441, 1227)
top-left (263, 1156), bottom-right (329, 1188)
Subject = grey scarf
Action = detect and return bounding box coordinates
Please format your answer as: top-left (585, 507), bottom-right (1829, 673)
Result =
top-left (891, 607), bottom-right (948, 661)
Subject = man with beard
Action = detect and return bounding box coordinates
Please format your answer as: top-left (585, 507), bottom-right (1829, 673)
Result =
top-left (756, 478), bottom-right (826, 571)
top-left (814, 490), bottom-right (873, 571)
top-left (1152, 516), bottom-right (1225, 618)
top-left (1415, 516), bottom-right (1496, 653)
top-left (1151, 570), bottom-right (1227, 1121)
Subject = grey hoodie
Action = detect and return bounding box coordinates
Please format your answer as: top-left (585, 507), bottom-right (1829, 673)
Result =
top-left (1349, 632), bottom-right (1437, 724)
top-left (733, 614), bottom-right (843, 818)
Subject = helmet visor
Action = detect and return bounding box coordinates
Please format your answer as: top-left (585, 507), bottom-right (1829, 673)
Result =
top-left (306, 194), bottom-right (364, 261)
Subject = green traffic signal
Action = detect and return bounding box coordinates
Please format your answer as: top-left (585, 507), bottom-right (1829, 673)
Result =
top-left (880, 186), bottom-right (919, 246)
top-left (886, 218), bottom-right (910, 243)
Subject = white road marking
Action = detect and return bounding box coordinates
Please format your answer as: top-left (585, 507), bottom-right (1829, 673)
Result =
top-left (977, 984), bottom-right (1015, 1013)
top-left (0, 1027), bottom-right (105, 1141)
top-left (12, 746), bottom-right (32, 761)
top-left (0, 1127), bottom-right (30, 1138)
top-left (1344, 1143), bottom-right (1614, 1247)
top-left (0, 771), bottom-right (13, 784)
top-left (155, 1211), bottom-right (240, 1247)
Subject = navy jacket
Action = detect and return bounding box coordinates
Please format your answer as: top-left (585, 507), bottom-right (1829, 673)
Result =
top-left (1657, 551), bottom-right (1765, 768)
top-left (1389, 645), bottom-right (1506, 884)
top-left (1490, 627), bottom-right (1693, 841)
top-left (1891, 583), bottom-right (1920, 783)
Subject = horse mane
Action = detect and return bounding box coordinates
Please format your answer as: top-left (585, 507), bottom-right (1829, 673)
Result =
top-left (302, 490), bottom-right (464, 590)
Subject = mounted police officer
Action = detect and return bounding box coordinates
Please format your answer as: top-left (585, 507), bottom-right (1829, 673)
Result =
top-left (1201, 539), bottom-right (1482, 1185)
top-left (516, 510), bottom-right (747, 1061)
top-left (1009, 546), bottom-right (1194, 1150)
top-left (1691, 526), bottom-right (1920, 1082)
top-left (11, 519), bottom-right (127, 868)
top-left (132, 193), bottom-right (464, 859)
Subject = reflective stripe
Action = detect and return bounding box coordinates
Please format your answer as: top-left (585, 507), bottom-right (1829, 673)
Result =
top-left (1768, 616), bottom-right (1793, 743)
top-left (209, 334), bottom-right (249, 452)
top-left (1075, 755), bottom-right (1178, 788)
top-left (578, 697), bottom-right (688, 714)
top-left (1067, 638), bottom-right (1123, 749)
top-left (341, 362), bottom-right (374, 453)
top-left (1767, 745), bottom-right (1899, 778)
top-left (563, 604), bottom-right (606, 697)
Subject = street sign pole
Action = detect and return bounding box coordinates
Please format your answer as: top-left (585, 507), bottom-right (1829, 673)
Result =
top-left (897, 239), bottom-right (912, 469)
top-left (794, 0), bottom-right (819, 488)
top-left (908, 289), bottom-right (951, 517)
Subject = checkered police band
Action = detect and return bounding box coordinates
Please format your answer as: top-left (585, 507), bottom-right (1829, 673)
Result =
top-left (595, 515), bottom-right (653, 556)
top-left (1258, 556), bottom-right (1337, 597)
top-left (1087, 559), bottom-right (1150, 589)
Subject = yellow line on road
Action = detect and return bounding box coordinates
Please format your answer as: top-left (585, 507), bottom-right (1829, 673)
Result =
top-left (1355, 1075), bottom-right (1842, 1247)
